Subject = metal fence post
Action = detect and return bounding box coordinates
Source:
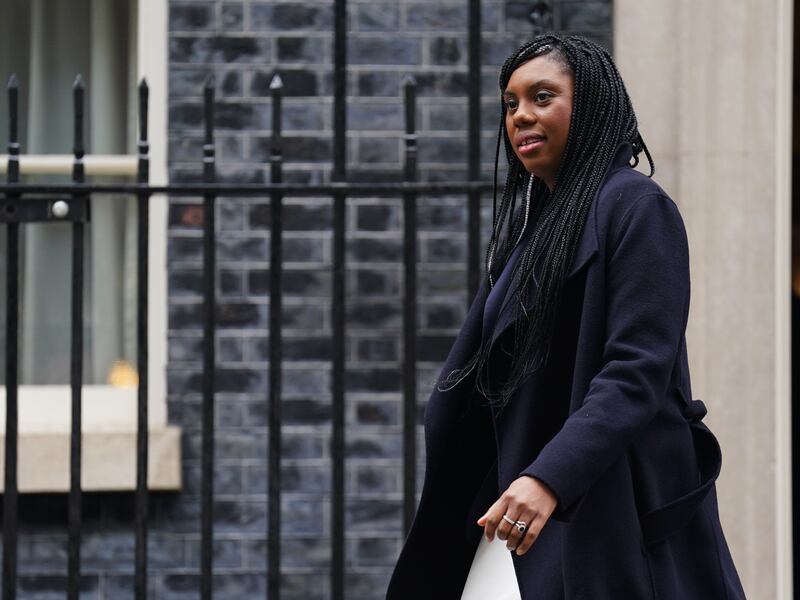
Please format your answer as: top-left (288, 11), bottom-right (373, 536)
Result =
top-left (401, 75), bottom-right (419, 535)
top-left (67, 75), bottom-right (87, 600)
top-left (3, 74), bottom-right (20, 600)
top-left (331, 0), bottom-right (347, 596)
top-left (201, 77), bottom-right (217, 600)
top-left (267, 72), bottom-right (284, 600)
top-left (134, 78), bottom-right (151, 600)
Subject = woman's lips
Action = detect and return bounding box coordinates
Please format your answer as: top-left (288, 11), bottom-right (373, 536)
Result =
top-left (518, 138), bottom-right (544, 155)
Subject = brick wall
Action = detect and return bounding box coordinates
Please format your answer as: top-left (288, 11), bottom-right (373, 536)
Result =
top-left (11, 1), bottom-right (611, 598)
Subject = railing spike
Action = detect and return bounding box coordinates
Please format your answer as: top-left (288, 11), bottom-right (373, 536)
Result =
top-left (8, 74), bottom-right (18, 89)
top-left (270, 73), bottom-right (283, 90)
top-left (401, 74), bottom-right (417, 87)
top-left (73, 74), bottom-right (84, 90)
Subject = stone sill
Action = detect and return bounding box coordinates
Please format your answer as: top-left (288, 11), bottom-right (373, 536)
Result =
top-left (0, 426), bottom-right (182, 493)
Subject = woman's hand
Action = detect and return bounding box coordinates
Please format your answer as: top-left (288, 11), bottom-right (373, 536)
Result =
top-left (476, 475), bottom-right (558, 556)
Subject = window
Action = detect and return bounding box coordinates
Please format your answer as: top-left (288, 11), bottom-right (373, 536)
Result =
top-left (0, 0), bottom-right (178, 491)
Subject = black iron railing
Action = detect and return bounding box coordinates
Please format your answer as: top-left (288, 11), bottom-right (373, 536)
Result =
top-left (0, 0), bottom-right (494, 597)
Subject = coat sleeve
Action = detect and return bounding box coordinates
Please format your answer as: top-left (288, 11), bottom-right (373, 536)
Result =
top-left (519, 191), bottom-right (691, 521)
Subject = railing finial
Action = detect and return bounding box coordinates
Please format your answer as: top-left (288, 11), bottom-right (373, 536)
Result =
top-left (401, 74), bottom-right (417, 88)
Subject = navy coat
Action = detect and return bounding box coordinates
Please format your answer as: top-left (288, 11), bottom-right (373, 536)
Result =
top-left (386, 142), bottom-right (747, 599)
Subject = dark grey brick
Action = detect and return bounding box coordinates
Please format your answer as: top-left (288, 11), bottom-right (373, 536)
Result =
top-left (282, 433), bottom-right (325, 459)
top-left (423, 303), bottom-right (465, 329)
top-left (170, 66), bottom-right (212, 98)
top-left (220, 70), bottom-right (243, 97)
top-left (346, 368), bottom-right (402, 393)
top-left (250, 3), bottom-right (333, 31)
top-left (168, 302), bottom-right (202, 330)
top-left (345, 570), bottom-right (394, 599)
top-left (412, 71), bottom-right (469, 96)
top-left (250, 202), bottom-right (332, 231)
top-left (427, 103), bottom-right (469, 131)
top-left (216, 101), bottom-right (271, 130)
top-left (355, 337), bottom-right (399, 362)
top-left (355, 536), bottom-right (401, 566)
top-left (282, 102), bottom-right (326, 130)
top-left (418, 136), bottom-right (467, 163)
top-left (217, 367), bottom-right (268, 393)
top-left (347, 300), bottom-right (401, 328)
top-left (418, 267), bottom-right (466, 295)
top-left (357, 4), bottom-right (400, 32)
top-left (217, 235), bottom-right (268, 262)
top-left (346, 433), bottom-right (402, 459)
top-left (482, 36), bottom-right (519, 67)
top-left (169, 268), bottom-right (202, 297)
top-left (282, 368), bottom-right (330, 396)
top-left (280, 498), bottom-right (324, 535)
top-left (17, 574), bottom-right (99, 597)
top-left (356, 204), bottom-right (401, 231)
top-left (430, 36), bottom-right (465, 65)
top-left (416, 199), bottom-right (468, 231)
top-left (347, 102), bottom-right (403, 131)
top-left (283, 337), bottom-right (333, 361)
top-left (356, 465), bottom-right (401, 495)
top-left (170, 3), bottom-right (216, 31)
top-left (345, 499), bottom-right (402, 532)
top-left (277, 36), bottom-right (326, 63)
top-left (184, 537), bottom-right (242, 569)
top-left (182, 462), bottom-right (243, 496)
top-left (220, 269), bottom-right (245, 296)
top-left (221, 3), bottom-right (244, 30)
top-left (218, 335), bottom-right (245, 362)
top-left (250, 136), bottom-right (333, 163)
top-left (425, 236), bottom-right (466, 262)
top-left (281, 464), bottom-right (332, 493)
top-left (280, 536), bottom-right (331, 568)
top-left (348, 38), bottom-right (422, 65)
top-left (560, 1), bottom-right (612, 31)
top-left (282, 301), bottom-right (329, 328)
top-left (355, 400), bottom-right (400, 426)
top-left (406, 4), bottom-right (468, 30)
top-left (19, 536), bottom-right (67, 571)
top-left (357, 72), bottom-right (401, 97)
top-left (346, 237), bottom-right (403, 262)
top-left (357, 137), bottom-right (400, 163)
top-left (169, 101), bottom-right (204, 129)
top-left (169, 36), bottom-right (270, 64)
top-left (247, 268), bottom-right (332, 297)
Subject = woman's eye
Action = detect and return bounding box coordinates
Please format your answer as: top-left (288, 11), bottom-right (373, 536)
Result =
top-left (534, 91), bottom-right (553, 103)
top-left (505, 98), bottom-right (518, 110)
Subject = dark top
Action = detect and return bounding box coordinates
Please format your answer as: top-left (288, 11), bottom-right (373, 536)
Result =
top-left (477, 220), bottom-right (566, 597)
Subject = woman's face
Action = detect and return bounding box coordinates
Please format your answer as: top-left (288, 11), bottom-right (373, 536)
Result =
top-left (503, 55), bottom-right (575, 190)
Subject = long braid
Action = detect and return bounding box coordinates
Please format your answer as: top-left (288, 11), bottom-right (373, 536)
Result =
top-left (437, 34), bottom-right (653, 409)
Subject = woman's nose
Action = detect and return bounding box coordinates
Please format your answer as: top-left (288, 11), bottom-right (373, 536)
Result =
top-left (512, 103), bottom-right (536, 127)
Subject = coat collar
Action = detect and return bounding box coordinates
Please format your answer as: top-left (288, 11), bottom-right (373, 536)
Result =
top-left (487, 141), bottom-right (634, 348)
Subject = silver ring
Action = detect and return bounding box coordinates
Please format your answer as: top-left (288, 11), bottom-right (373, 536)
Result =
top-left (502, 514), bottom-right (516, 526)
top-left (515, 520), bottom-right (527, 534)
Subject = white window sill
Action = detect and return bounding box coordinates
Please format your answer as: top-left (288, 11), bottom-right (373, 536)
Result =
top-left (0, 385), bottom-right (181, 492)
top-left (0, 426), bottom-right (181, 492)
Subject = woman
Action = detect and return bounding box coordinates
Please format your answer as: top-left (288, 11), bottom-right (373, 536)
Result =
top-left (386, 34), bottom-right (746, 599)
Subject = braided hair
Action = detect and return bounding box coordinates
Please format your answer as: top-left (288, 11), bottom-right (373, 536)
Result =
top-left (437, 33), bottom-right (654, 409)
